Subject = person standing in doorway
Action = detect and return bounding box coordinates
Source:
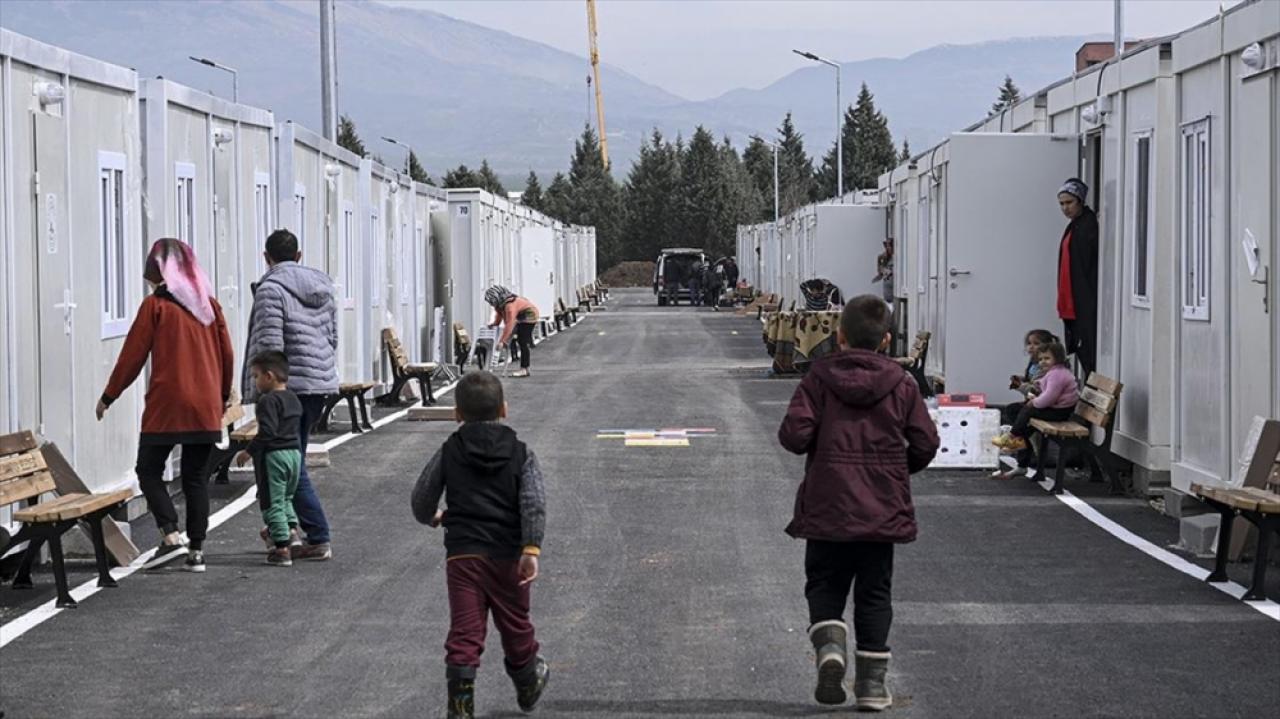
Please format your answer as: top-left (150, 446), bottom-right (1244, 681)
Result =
top-left (243, 229), bottom-right (336, 561)
top-left (485, 285), bottom-right (539, 378)
top-left (1056, 178), bottom-right (1098, 377)
top-left (97, 238), bottom-right (235, 573)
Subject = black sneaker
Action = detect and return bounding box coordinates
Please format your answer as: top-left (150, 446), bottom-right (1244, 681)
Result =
top-left (510, 656), bottom-right (550, 712)
top-left (143, 542), bottom-right (187, 570)
top-left (183, 550), bottom-right (206, 573)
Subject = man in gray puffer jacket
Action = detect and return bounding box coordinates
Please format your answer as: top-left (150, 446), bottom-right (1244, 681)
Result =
top-left (242, 229), bottom-right (337, 560)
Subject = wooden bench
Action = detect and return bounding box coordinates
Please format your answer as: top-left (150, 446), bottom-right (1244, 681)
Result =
top-left (554, 298), bottom-right (578, 330)
top-left (577, 286), bottom-right (595, 313)
top-left (894, 331), bottom-right (932, 372)
top-left (453, 322), bottom-right (473, 368)
top-left (207, 401), bottom-right (249, 485)
top-left (1030, 372), bottom-right (1127, 496)
top-left (377, 327), bottom-right (438, 407)
top-left (1, 431), bottom-right (134, 608)
top-left (316, 382), bottom-right (376, 434)
top-left (1192, 419), bottom-right (1280, 601)
top-left (594, 279), bottom-right (609, 302)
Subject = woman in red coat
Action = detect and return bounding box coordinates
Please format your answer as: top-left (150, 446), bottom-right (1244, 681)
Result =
top-left (97, 239), bottom-right (234, 572)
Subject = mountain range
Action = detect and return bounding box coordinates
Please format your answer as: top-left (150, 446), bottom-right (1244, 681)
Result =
top-left (1, 0), bottom-right (1096, 184)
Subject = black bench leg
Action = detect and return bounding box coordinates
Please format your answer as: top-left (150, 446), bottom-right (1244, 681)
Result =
top-left (1034, 433), bottom-right (1048, 482)
top-left (1205, 506), bottom-right (1235, 583)
top-left (417, 376), bottom-right (436, 406)
top-left (1051, 440), bottom-right (1069, 495)
top-left (377, 377), bottom-right (407, 407)
top-left (87, 515), bottom-right (118, 589)
top-left (359, 393), bottom-right (374, 430)
top-left (317, 396), bottom-right (341, 434)
top-left (48, 534), bottom-right (76, 609)
top-left (345, 395), bottom-right (362, 434)
top-left (12, 534), bottom-right (45, 589)
top-left (1243, 516), bottom-right (1277, 601)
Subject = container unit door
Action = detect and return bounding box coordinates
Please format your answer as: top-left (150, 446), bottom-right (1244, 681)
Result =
top-left (519, 227), bottom-right (556, 317)
top-left (32, 113), bottom-right (74, 451)
top-left (339, 202), bottom-right (360, 381)
top-left (397, 209), bottom-right (414, 364)
top-left (211, 129), bottom-right (241, 359)
top-left (943, 134), bottom-right (1076, 398)
top-left (414, 220), bottom-right (428, 362)
top-left (1231, 66), bottom-right (1277, 457)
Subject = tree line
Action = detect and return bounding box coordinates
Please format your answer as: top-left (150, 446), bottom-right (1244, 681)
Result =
top-left (335, 76), bottom-right (1021, 271)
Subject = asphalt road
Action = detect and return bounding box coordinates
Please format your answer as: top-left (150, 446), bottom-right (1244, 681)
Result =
top-left (1, 288), bottom-right (1277, 719)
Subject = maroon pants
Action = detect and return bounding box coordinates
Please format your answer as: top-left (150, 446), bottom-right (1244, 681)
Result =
top-left (445, 556), bottom-right (539, 678)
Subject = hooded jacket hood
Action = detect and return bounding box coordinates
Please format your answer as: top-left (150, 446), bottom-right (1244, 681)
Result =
top-left (260, 261), bottom-right (334, 309)
top-left (809, 349), bottom-right (909, 408)
top-left (451, 421), bottom-right (520, 473)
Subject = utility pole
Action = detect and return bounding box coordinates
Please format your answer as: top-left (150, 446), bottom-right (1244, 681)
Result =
top-left (1113, 0), bottom-right (1124, 61)
top-left (320, 0), bottom-right (338, 141)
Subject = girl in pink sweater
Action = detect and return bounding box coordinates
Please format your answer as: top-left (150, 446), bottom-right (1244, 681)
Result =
top-left (993, 342), bottom-right (1079, 457)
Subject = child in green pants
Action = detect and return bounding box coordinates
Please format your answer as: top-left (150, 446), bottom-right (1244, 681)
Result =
top-left (236, 351), bottom-right (303, 567)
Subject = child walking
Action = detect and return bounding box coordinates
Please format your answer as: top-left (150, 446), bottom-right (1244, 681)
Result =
top-left (778, 295), bottom-right (940, 711)
top-left (993, 341), bottom-right (1079, 456)
top-left (411, 371), bottom-right (549, 719)
top-left (235, 351), bottom-right (303, 567)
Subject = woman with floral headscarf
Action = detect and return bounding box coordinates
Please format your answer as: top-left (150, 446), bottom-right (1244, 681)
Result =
top-left (97, 238), bottom-right (235, 572)
top-left (485, 285), bottom-right (539, 378)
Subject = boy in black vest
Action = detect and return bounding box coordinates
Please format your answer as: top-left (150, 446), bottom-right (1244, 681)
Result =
top-left (412, 371), bottom-right (549, 719)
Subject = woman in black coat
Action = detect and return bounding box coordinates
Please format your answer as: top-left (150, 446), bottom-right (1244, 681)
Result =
top-left (1055, 178), bottom-right (1098, 376)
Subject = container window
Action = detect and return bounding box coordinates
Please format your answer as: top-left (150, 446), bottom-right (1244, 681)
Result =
top-left (369, 210), bottom-right (381, 306)
top-left (294, 183), bottom-right (307, 253)
top-left (1131, 132), bottom-right (1153, 306)
top-left (99, 151), bottom-right (129, 338)
top-left (254, 172), bottom-right (271, 277)
top-left (342, 205), bottom-right (355, 306)
top-left (174, 162), bottom-right (196, 247)
top-left (916, 194), bottom-right (929, 294)
top-left (1180, 119), bottom-right (1210, 321)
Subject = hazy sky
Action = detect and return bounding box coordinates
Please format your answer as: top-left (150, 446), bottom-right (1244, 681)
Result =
top-left (387, 0), bottom-right (1239, 100)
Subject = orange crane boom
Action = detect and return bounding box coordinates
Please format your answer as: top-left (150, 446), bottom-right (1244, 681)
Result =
top-left (585, 0), bottom-right (609, 169)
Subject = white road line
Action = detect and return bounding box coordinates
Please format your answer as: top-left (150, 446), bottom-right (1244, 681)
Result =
top-left (1035, 476), bottom-right (1280, 621)
top-left (0, 314), bottom-right (604, 646)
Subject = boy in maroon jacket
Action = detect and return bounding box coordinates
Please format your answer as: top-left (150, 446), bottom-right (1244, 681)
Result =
top-left (778, 295), bottom-right (940, 711)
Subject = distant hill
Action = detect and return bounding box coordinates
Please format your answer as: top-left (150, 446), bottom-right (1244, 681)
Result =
top-left (1, 0), bottom-right (1093, 180)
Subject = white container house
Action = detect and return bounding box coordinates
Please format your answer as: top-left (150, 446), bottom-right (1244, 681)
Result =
top-left (273, 121), bottom-right (366, 385)
top-left (139, 78), bottom-right (275, 394)
top-left (1, 29), bottom-right (144, 493)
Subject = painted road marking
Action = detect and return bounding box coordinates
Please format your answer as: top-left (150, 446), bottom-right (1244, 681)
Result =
top-left (625, 438), bottom-right (690, 447)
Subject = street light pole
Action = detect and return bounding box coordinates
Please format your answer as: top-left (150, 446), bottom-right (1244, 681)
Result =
top-left (381, 136), bottom-right (412, 176)
top-left (188, 56), bottom-right (238, 103)
top-left (793, 49), bottom-right (842, 199)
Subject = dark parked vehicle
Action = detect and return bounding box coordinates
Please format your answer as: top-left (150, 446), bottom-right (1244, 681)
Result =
top-left (653, 248), bottom-right (706, 306)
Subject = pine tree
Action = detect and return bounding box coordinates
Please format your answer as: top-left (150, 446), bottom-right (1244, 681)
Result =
top-left (742, 135), bottom-right (776, 222)
top-left (407, 150), bottom-right (431, 184)
top-left (717, 137), bottom-right (762, 259)
top-left (621, 129), bottom-right (681, 261)
top-left (566, 125), bottom-right (623, 268)
top-left (476, 160), bottom-right (506, 195)
top-left (815, 84), bottom-right (898, 198)
top-left (543, 172), bottom-right (573, 221)
top-left (667, 127), bottom-right (723, 258)
top-left (899, 139), bottom-right (912, 163)
top-left (521, 171), bottom-right (544, 211)
top-left (776, 113), bottom-right (816, 214)
top-left (992, 75), bottom-right (1021, 114)
top-left (337, 115), bottom-right (367, 157)
top-left (442, 164), bottom-right (480, 189)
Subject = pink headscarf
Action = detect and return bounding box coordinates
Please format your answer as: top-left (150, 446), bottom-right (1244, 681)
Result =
top-left (144, 239), bottom-right (216, 326)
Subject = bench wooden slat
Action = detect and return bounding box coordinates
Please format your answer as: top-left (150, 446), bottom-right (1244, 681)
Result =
top-left (0, 470), bottom-right (58, 506)
top-left (1029, 419), bottom-right (1089, 438)
top-left (1086, 373), bottom-right (1122, 395)
top-left (1075, 403), bottom-right (1111, 428)
top-left (13, 488), bottom-right (133, 523)
top-left (0, 430), bottom-right (38, 456)
top-left (231, 419), bottom-right (259, 442)
top-left (1079, 386), bottom-right (1117, 415)
top-left (339, 382), bottom-right (375, 392)
top-left (0, 449), bottom-right (47, 483)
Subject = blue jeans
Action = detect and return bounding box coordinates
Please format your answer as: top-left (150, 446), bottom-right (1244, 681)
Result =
top-left (295, 394), bottom-right (332, 545)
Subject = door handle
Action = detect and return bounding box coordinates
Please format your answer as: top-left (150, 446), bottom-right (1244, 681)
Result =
top-left (54, 289), bottom-right (76, 335)
top-left (1251, 266), bottom-right (1269, 314)
top-left (948, 268), bottom-right (971, 277)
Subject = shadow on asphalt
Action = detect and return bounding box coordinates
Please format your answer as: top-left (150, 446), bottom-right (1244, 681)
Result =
top-left (500, 696), bottom-right (912, 717)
